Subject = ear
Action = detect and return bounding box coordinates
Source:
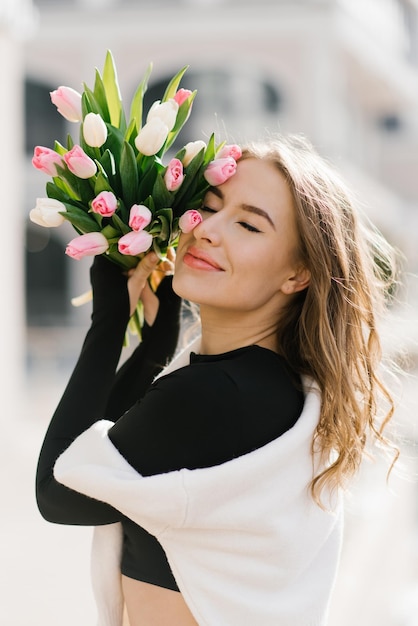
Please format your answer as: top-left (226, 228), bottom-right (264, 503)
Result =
top-left (281, 266), bottom-right (311, 295)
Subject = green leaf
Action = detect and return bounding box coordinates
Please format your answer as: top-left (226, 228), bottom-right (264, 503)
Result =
top-left (157, 207), bottom-right (173, 225)
top-left (156, 208), bottom-right (173, 241)
top-left (142, 195), bottom-right (155, 213)
top-left (151, 238), bottom-right (166, 260)
top-left (99, 148), bottom-right (116, 176)
top-left (93, 69), bottom-right (111, 123)
top-left (66, 134), bottom-right (74, 151)
top-left (94, 169), bottom-right (113, 195)
top-left (172, 147), bottom-right (206, 214)
top-left (203, 133), bottom-right (217, 165)
top-left (162, 65), bottom-right (189, 102)
top-left (111, 212), bottom-right (131, 235)
top-left (82, 85), bottom-right (104, 118)
top-left (148, 209), bottom-right (173, 248)
top-left (54, 164), bottom-right (95, 205)
top-left (184, 191), bottom-right (209, 211)
top-left (120, 141), bottom-right (139, 209)
top-left (102, 50), bottom-right (126, 131)
top-left (99, 149), bottom-right (121, 197)
top-left (152, 173), bottom-right (172, 211)
top-left (115, 197), bottom-right (128, 222)
top-left (100, 224), bottom-right (119, 239)
top-left (53, 141), bottom-right (67, 156)
top-left (61, 205), bottom-right (101, 233)
top-left (124, 117), bottom-right (138, 147)
top-left (48, 178), bottom-right (79, 203)
top-left (106, 245), bottom-right (138, 270)
top-left (129, 62), bottom-right (153, 131)
top-left (164, 91), bottom-right (197, 152)
top-left (104, 124), bottom-right (125, 166)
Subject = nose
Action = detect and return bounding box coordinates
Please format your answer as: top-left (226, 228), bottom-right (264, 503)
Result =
top-left (193, 211), bottom-right (222, 245)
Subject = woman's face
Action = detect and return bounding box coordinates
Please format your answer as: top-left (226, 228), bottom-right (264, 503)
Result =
top-left (173, 158), bottom-right (309, 321)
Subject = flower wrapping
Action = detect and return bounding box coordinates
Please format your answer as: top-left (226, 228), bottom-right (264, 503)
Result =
top-left (31, 51), bottom-right (241, 337)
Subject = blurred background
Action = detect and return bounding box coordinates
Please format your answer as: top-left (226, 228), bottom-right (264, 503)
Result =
top-left (1, 0), bottom-right (418, 624)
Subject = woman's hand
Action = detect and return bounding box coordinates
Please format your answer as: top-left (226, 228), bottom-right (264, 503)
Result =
top-left (127, 248), bottom-right (176, 325)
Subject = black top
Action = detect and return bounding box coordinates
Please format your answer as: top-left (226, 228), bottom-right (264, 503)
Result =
top-left (36, 258), bottom-right (304, 592)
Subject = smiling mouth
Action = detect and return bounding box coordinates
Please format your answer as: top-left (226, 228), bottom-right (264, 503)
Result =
top-left (183, 247), bottom-right (224, 271)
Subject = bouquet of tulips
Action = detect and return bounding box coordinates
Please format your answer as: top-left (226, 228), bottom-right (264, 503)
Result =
top-left (30, 50), bottom-right (240, 336)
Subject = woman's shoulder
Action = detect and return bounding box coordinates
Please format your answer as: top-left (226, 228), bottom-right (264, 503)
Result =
top-left (195, 345), bottom-right (301, 391)
top-left (153, 345), bottom-right (304, 409)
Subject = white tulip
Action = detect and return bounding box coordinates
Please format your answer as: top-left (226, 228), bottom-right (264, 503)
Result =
top-left (182, 140), bottom-right (207, 167)
top-left (135, 118), bottom-right (169, 156)
top-left (30, 198), bottom-right (66, 228)
top-left (146, 98), bottom-right (179, 132)
top-left (83, 112), bottom-right (108, 148)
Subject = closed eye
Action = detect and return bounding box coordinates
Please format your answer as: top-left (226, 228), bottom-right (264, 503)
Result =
top-left (200, 206), bottom-right (261, 233)
top-left (238, 222), bottom-right (261, 233)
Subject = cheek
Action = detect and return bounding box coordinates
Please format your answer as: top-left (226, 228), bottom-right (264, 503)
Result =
top-left (174, 232), bottom-right (192, 266)
top-left (243, 250), bottom-right (293, 293)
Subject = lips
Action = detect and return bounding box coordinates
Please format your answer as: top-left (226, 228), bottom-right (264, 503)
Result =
top-left (183, 246), bottom-right (224, 271)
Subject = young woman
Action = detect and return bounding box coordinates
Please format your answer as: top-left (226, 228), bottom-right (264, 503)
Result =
top-left (36, 135), bottom-right (398, 626)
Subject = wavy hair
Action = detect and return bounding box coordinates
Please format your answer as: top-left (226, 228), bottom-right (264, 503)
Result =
top-left (241, 136), bottom-right (400, 504)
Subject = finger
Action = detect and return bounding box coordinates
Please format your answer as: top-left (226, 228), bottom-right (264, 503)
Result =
top-left (137, 251), bottom-right (159, 275)
top-left (156, 248), bottom-right (176, 275)
top-left (127, 252), bottom-right (159, 315)
top-left (157, 259), bottom-right (175, 275)
top-left (130, 252), bottom-right (158, 283)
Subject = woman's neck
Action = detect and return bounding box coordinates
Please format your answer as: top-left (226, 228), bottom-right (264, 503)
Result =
top-left (198, 307), bottom-right (279, 356)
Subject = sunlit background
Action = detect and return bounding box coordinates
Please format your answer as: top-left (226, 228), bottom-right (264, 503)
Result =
top-left (1, 0), bottom-right (418, 624)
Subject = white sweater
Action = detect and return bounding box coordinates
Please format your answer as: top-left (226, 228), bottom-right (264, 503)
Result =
top-left (54, 339), bottom-right (343, 626)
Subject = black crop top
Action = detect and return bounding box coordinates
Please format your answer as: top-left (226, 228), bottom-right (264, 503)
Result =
top-left (36, 258), bottom-right (304, 592)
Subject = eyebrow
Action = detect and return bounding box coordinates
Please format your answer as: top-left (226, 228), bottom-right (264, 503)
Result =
top-left (207, 186), bottom-right (276, 230)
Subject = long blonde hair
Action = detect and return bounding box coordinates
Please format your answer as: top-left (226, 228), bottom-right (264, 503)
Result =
top-left (242, 136), bottom-right (400, 503)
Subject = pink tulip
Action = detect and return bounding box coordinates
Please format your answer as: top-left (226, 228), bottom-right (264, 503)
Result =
top-left (174, 88), bottom-right (193, 107)
top-left (64, 145), bottom-right (97, 179)
top-left (32, 146), bottom-right (63, 176)
top-left (204, 157), bottom-right (237, 186)
top-left (179, 209), bottom-right (203, 234)
top-left (50, 86), bottom-right (83, 122)
top-left (65, 232), bottom-right (109, 260)
top-left (91, 191), bottom-right (118, 217)
top-left (164, 158), bottom-right (184, 192)
top-left (118, 230), bottom-right (153, 256)
top-left (128, 205), bottom-right (152, 231)
top-left (217, 144), bottom-right (242, 161)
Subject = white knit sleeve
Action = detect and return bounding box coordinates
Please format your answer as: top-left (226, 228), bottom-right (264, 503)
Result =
top-left (91, 523), bottom-right (124, 626)
top-left (54, 420), bottom-right (188, 536)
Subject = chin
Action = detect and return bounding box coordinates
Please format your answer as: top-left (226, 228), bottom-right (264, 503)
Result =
top-left (172, 272), bottom-right (196, 301)
top-left (172, 272), bottom-right (208, 307)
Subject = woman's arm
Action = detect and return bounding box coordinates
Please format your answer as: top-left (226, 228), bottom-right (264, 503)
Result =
top-left (36, 257), bottom-right (132, 523)
top-left (36, 253), bottom-right (182, 524)
top-left (104, 275), bottom-right (181, 419)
